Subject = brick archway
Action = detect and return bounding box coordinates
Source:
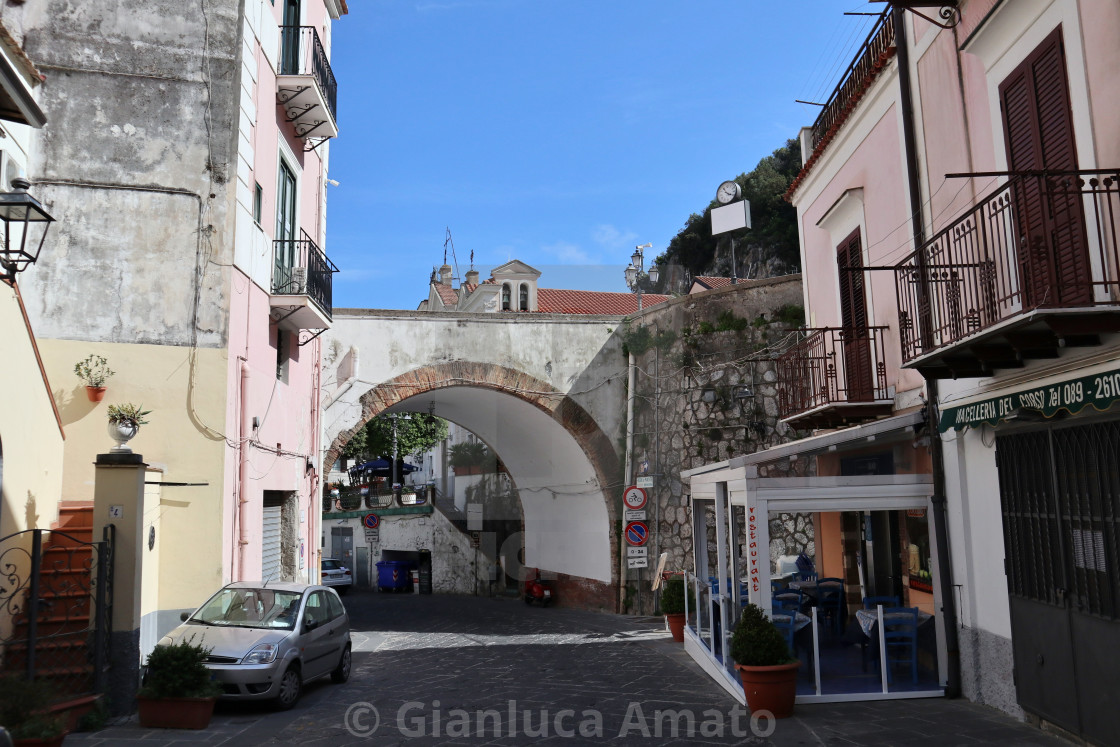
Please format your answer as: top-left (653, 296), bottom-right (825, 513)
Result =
top-left (324, 361), bottom-right (621, 610)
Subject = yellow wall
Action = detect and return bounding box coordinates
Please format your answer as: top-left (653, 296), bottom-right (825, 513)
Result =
top-left (37, 339), bottom-right (230, 610)
top-left (0, 282), bottom-right (64, 536)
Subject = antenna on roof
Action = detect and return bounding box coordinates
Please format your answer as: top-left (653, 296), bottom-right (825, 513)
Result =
top-left (470, 249), bottom-right (474, 271)
top-left (444, 227), bottom-right (461, 284)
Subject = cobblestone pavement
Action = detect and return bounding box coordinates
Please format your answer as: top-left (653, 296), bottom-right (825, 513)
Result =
top-left (69, 590), bottom-right (1065, 746)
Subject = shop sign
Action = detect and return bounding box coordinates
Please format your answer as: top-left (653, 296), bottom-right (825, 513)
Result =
top-left (939, 366), bottom-right (1120, 432)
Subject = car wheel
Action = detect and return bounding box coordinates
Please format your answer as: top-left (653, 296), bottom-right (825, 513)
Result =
top-left (331, 644), bottom-right (352, 683)
top-left (274, 664), bottom-right (302, 710)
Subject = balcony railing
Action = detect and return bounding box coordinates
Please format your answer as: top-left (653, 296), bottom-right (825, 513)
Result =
top-left (808, 11), bottom-right (896, 154)
top-left (777, 327), bottom-right (891, 428)
top-left (895, 169), bottom-right (1120, 374)
top-left (272, 230), bottom-right (338, 319)
top-left (277, 26), bottom-right (338, 139)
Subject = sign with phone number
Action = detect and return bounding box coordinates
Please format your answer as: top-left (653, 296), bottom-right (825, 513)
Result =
top-left (939, 366), bottom-right (1120, 432)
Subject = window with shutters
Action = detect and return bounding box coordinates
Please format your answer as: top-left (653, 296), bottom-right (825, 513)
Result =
top-left (837, 229), bottom-right (873, 401)
top-left (998, 26), bottom-right (1090, 307)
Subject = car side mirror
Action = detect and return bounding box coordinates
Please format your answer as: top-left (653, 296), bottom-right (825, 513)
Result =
top-left (180, 612), bottom-right (190, 622)
top-left (304, 618), bottom-right (319, 632)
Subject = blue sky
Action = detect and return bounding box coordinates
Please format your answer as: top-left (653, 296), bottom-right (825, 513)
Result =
top-left (326, 1), bottom-right (876, 310)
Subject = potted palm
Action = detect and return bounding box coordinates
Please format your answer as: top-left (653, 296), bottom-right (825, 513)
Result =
top-left (136, 638), bottom-right (221, 729)
top-left (659, 576), bottom-right (687, 642)
top-left (0, 674), bottom-right (67, 746)
top-left (449, 441), bottom-right (492, 476)
top-left (106, 403), bottom-right (150, 452)
top-left (729, 603), bottom-right (799, 718)
top-left (74, 354), bottom-right (114, 402)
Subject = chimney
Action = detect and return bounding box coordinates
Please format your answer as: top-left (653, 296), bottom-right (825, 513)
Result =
top-left (439, 264), bottom-right (453, 285)
top-left (465, 269), bottom-right (479, 286)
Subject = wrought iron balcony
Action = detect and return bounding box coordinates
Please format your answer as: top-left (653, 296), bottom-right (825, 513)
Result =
top-left (895, 169), bottom-right (1120, 378)
top-left (277, 26), bottom-right (338, 143)
top-left (271, 231), bottom-right (338, 331)
top-left (777, 326), bottom-right (893, 429)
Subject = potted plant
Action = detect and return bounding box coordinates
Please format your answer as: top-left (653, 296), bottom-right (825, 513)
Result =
top-left (659, 576), bottom-right (687, 642)
top-left (74, 354), bottom-right (114, 402)
top-left (0, 674), bottom-right (67, 746)
top-left (448, 441), bottom-right (493, 475)
top-left (106, 403), bottom-right (150, 452)
top-left (729, 603), bottom-right (799, 719)
top-left (136, 638), bottom-right (222, 729)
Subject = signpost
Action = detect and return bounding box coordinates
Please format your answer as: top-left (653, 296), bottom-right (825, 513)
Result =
top-left (627, 546), bottom-right (647, 558)
top-left (624, 509), bottom-right (647, 522)
top-left (636, 476), bottom-right (654, 489)
top-left (363, 513), bottom-right (380, 529)
top-left (627, 557), bottom-right (648, 569)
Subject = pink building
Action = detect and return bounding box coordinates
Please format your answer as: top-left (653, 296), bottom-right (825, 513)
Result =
top-left (684, 2), bottom-right (1120, 735)
top-left (16, 0), bottom-right (347, 660)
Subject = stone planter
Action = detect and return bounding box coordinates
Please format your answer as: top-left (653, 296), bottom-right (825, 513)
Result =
top-left (136, 696), bottom-right (216, 729)
top-left (734, 661), bottom-right (800, 718)
top-left (108, 420), bottom-right (139, 452)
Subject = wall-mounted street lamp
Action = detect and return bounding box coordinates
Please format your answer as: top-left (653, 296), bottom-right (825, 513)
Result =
top-left (0, 178), bottom-right (54, 280)
top-left (624, 242), bottom-right (659, 311)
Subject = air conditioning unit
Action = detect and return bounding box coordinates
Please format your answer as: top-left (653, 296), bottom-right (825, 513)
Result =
top-left (290, 266), bottom-right (307, 294)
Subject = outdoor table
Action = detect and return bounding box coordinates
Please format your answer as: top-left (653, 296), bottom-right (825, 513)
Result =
top-left (771, 610), bottom-right (811, 632)
top-left (855, 608), bottom-right (933, 637)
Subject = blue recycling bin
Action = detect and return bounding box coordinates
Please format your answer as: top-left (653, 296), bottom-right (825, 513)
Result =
top-left (376, 560), bottom-right (412, 592)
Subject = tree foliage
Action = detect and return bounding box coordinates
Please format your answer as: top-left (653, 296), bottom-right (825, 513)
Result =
top-left (342, 414), bottom-right (449, 461)
top-left (655, 138), bottom-right (802, 288)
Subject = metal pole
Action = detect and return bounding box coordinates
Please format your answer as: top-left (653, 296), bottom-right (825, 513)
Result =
top-left (730, 238), bottom-right (738, 284)
top-left (893, 9), bottom-right (960, 698)
top-left (27, 530), bottom-right (41, 679)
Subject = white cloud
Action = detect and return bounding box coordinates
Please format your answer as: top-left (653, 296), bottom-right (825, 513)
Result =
top-left (591, 224), bottom-right (639, 251)
top-left (541, 241), bottom-right (594, 265)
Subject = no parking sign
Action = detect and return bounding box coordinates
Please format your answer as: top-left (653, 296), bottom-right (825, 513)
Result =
top-left (363, 513), bottom-right (380, 529)
top-left (625, 521), bottom-right (649, 547)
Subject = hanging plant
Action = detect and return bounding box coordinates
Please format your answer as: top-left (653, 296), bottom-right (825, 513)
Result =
top-left (75, 353), bottom-right (115, 401)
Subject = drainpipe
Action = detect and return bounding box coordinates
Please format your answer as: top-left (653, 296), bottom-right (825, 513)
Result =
top-left (893, 9), bottom-right (961, 698)
top-left (238, 360), bottom-right (252, 581)
top-left (621, 351), bottom-right (636, 613)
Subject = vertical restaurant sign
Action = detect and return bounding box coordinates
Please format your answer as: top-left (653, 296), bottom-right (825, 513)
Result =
top-left (748, 506), bottom-right (759, 593)
top-left (938, 366), bottom-right (1120, 432)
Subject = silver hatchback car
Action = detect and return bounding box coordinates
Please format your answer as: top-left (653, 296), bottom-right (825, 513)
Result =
top-left (159, 582), bottom-right (351, 709)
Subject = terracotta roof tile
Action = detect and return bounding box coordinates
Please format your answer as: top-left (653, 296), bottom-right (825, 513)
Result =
top-left (692, 276), bottom-right (736, 290)
top-left (536, 289), bottom-right (670, 315)
top-left (433, 283), bottom-right (458, 306)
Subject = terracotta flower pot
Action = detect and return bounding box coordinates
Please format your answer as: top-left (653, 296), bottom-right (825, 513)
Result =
top-left (665, 613), bottom-right (686, 642)
top-left (85, 386), bottom-right (106, 402)
top-left (734, 661), bottom-right (800, 719)
top-left (136, 696), bottom-right (216, 729)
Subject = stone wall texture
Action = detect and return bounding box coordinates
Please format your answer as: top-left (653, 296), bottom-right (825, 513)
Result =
top-left (623, 274), bottom-right (805, 611)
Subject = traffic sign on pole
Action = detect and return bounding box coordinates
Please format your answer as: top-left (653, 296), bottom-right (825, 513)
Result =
top-left (623, 486), bottom-right (648, 510)
top-left (624, 521), bottom-right (649, 547)
top-left (363, 513), bottom-right (380, 529)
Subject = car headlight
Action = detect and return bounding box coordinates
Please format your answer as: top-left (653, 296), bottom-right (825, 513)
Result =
top-left (243, 643), bottom-right (278, 665)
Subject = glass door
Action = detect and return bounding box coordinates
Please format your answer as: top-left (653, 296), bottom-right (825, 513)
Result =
top-left (275, 161), bottom-right (297, 292)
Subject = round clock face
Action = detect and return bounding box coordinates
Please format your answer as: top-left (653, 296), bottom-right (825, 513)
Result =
top-left (716, 180), bottom-right (741, 205)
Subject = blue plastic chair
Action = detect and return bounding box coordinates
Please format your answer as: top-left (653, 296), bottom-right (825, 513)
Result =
top-left (882, 607), bottom-right (920, 684)
top-left (816, 578), bottom-right (845, 635)
top-left (770, 604), bottom-right (796, 656)
top-left (773, 586), bottom-right (804, 612)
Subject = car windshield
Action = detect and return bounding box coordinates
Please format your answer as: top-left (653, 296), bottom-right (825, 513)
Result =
top-left (322, 560), bottom-right (340, 571)
top-left (189, 588), bottom-right (304, 630)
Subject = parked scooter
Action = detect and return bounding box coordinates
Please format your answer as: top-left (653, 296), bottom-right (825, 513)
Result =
top-left (523, 568), bottom-right (554, 606)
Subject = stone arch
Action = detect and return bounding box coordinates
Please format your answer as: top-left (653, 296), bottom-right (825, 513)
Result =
top-left (324, 361), bottom-right (621, 607)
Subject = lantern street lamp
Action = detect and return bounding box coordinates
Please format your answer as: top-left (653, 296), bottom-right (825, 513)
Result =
top-left (0, 178), bottom-right (54, 280)
top-left (624, 242), bottom-right (659, 311)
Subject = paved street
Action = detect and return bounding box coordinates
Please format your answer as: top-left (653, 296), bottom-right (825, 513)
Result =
top-left (70, 590), bottom-right (1065, 746)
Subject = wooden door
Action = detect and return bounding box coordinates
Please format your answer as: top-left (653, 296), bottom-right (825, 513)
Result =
top-left (999, 27), bottom-right (1091, 307)
top-left (837, 229), bottom-right (873, 401)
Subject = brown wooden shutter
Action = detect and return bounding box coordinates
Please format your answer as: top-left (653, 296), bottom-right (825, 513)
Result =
top-left (837, 229), bottom-right (872, 401)
top-left (999, 27), bottom-right (1090, 306)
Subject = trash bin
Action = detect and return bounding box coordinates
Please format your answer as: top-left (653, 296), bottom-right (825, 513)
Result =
top-left (376, 560), bottom-right (412, 592)
top-left (418, 550), bottom-right (432, 595)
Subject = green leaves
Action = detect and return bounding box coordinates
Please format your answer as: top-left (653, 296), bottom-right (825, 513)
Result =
top-left (107, 402), bottom-right (151, 426)
top-left (139, 638), bottom-right (222, 699)
top-left (343, 414), bottom-right (449, 462)
top-left (74, 353), bottom-right (114, 387)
